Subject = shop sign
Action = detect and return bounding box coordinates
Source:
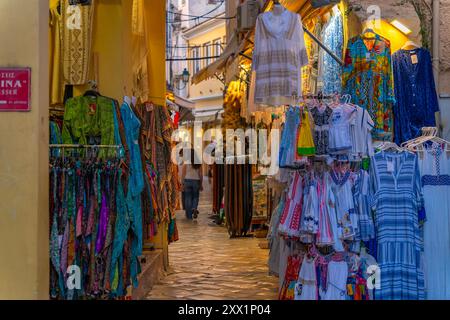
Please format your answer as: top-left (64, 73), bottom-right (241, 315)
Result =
top-left (0, 68), bottom-right (31, 112)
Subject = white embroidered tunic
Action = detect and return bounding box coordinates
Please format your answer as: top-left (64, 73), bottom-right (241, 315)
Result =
top-left (252, 8), bottom-right (309, 106)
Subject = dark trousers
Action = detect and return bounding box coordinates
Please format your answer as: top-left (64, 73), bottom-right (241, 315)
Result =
top-left (184, 179), bottom-right (200, 219)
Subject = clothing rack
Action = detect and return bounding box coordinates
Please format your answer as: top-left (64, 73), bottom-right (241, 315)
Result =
top-left (49, 144), bottom-right (121, 149)
top-left (302, 93), bottom-right (336, 100)
top-left (49, 144), bottom-right (122, 159)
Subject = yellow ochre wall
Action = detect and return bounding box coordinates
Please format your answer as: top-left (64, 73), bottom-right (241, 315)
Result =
top-left (0, 0), bottom-right (167, 299)
top-left (70, 0), bottom-right (133, 101)
top-left (146, 0), bottom-right (167, 105)
top-left (57, 0), bottom-right (170, 271)
top-left (70, 0), bottom-right (166, 106)
top-left (0, 0), bottom-right (49, 299)
top-left (362, 19), bottom-right (409, 53)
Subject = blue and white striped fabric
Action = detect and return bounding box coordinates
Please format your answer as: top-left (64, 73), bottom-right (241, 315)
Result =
top-left (353, 170), bottom-right (375, 241)
top-left (370, 151), bottom-right (425, 300)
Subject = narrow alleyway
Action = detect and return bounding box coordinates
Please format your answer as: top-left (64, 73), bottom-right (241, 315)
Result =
top-left (146, 181), bottom-right (279, 300)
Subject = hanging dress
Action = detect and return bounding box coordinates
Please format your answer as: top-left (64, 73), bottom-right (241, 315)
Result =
top-left (329, 169), bottom-right (358, 241)
top-left (301, 180), bottom-right (319, 235)
top-left (310, 105), bottom-right (333, 156)
top-left (319, 9), bottom-right (344, 95)
top-left (279, 107), bottom-right (300, 167)
top-left (278, 172), bottom-right (303, 238)
top-left (297, 110), bottom-right (316, 156)
top-left (60, 0), bottom-right (95, 85)
top-left (253, 8), bottom-right (309, 106)
top-left (328, 104), bottom-right (354, 154)
top-left (295, 257), bottom-right (318, 300)
top-left (343, 34), bottom-right (395, 141)
top-left (316, 175), bottom-right (344, 252)
top-left (392, 48), bottom-right (439, 145)
top-left (116, 101), bottom-right (145, 288)
top-left (353, 170), bottom-right (375, 241)
top-left (371, 151), bottom-right (425, 300)
top-left (320, 260), bottom-right (348, 300)
top-left (419, 143), bottom-right (450, 300)
top-left (268, 198), bottom-right (286, 276)
top-left (346, 258), bottom-right (370, 300)
top-left (279, 254), bottom-right (302, 300)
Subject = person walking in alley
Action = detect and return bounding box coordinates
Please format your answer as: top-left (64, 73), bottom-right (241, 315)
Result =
top-left (181, 150), bottom-right (203, 220)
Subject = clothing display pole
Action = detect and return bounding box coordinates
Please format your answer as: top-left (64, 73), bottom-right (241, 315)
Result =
top-left (49, 144), bottom-right (121, 148)
top-left (303, 26), bottom-right (344, 66)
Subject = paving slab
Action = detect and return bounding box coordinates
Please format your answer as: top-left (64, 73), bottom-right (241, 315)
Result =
top-left (145, 183), bottom-right (278, 300)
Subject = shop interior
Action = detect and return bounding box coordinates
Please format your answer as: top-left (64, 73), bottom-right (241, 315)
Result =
top-left (200, 0), bottom-right (448, 300)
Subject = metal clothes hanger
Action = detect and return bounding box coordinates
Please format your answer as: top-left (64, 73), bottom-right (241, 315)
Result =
top-left (84, 80), bottom-right (100, 97)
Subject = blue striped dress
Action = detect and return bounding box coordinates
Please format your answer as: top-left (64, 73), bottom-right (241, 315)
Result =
top-left (370, 151), bottom-right (425, 300)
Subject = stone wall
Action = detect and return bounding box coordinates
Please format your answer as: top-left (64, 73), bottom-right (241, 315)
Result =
top-left (439, 0), bottom-right (450, 94)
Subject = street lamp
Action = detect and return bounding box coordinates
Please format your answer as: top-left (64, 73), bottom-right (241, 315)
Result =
top-left (173, 68), bottom-right (190, 90)
top-left (182, 68), bottom-right (190, 84)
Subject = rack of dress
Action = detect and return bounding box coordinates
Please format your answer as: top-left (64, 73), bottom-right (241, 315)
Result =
top-left (48, 88), bottom-right (151, 299)
top-left (269, 91), bottom-right (383, 300)
top-left (133, 101), bottom-right (180, 243)
top-left (278, 241), bottom-right (375, 300)
top-left (49, 145), bottom-right (143, 299)
top-left (401, 127), bottom-right (450, 299)
top-left (278, 94), bottom-right (374, 168)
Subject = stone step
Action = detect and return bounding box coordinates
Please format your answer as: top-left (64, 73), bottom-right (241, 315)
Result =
top-left (132, 249), bottom-right (164, 300)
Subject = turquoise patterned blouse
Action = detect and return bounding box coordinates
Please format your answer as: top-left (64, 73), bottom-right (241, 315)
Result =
top-left (343, 34), bottom-right (396, 141)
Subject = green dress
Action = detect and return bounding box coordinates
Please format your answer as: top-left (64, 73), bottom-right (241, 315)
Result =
top-left (62, 96), bottom-right (116, 157)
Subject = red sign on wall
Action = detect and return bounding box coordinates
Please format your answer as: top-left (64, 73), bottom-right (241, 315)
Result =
top-left (0, 68), bottom-right (31, 112)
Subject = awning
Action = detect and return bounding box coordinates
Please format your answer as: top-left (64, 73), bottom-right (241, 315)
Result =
top-left (191, 34), bottom-right (250, 85)
top-left (174, 94), bottom-right (195, 110)
top-left (167, 93), bottom-right (195, 122)
top-left (193, 107), bottom-right (224, 123)
top-left (179, 106), bottom-right (195, 122)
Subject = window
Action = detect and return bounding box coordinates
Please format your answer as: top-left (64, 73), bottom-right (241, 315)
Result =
top-left (204, 42), bottom-right (211, 66)
top-left (212, 38), bottom-right (222, 61)
top-left (191, 46), bottom-right (201, 74)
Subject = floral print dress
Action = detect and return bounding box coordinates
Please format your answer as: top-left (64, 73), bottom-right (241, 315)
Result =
top-left (342, 34), bottom-right (395, 141)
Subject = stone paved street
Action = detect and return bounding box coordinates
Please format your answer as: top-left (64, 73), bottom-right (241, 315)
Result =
top-left (146, 182), bottom-right (279, 300)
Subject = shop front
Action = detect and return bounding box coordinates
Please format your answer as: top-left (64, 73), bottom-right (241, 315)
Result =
top-left (0, 0), bottom-right (175, 300)
top-left (193, 0), bottom-right (449, 300)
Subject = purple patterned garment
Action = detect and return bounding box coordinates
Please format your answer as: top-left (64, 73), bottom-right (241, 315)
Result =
top-left (95, 194), bottom-right (109, 254)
